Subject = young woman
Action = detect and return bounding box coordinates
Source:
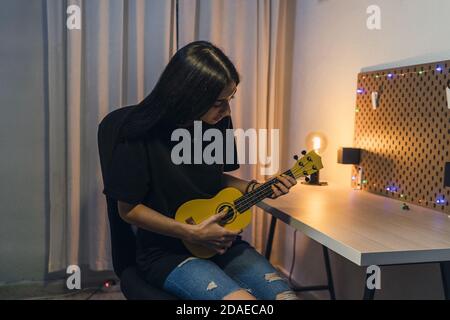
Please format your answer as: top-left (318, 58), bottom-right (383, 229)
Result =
top-left (101, 41), bottom-right (298, 300)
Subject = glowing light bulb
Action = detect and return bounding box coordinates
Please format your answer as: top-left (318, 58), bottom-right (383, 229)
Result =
top-left (305, 132), bottom-right (327, 155)
top-left (313, 136), bottom-right (321, 153)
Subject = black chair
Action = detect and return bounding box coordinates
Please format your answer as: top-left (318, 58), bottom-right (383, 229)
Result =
top-left (98, 107), bottom-right (178, 300)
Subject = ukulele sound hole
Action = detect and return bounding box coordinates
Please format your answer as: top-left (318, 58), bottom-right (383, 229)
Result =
top-left (216, 203), bottom-right (236, 225)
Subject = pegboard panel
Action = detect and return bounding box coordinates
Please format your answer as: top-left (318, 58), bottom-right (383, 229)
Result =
top-left (353, 60), bottom-right (450, 213)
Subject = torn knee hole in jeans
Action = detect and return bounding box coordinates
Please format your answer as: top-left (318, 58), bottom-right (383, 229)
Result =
top-left (276, 290), bottom-right (299, 300)
top-left (206, 281), bottom-right (218, 291)
top-left (264, 272), bottom-right (283, 282)
top-left (177, 257), bottom-right (199, 268)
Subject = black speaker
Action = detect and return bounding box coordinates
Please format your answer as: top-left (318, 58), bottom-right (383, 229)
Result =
top-left (337, 147), bottom-right (361, 165)
top-left (444, 162), bottom-right (450, 188)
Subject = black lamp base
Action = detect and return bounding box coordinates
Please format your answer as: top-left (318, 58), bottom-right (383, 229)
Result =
top-left (302, 171), bottom-right (328, 186)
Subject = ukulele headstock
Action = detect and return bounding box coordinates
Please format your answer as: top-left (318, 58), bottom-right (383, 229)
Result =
top-left (291, 150), bottom-right (323, 178)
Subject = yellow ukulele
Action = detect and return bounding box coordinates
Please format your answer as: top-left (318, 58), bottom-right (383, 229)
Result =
top-left (174, 150), bottom-right (323, 258)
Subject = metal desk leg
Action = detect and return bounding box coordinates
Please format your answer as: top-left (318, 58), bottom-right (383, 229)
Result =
top-left (322, 246), bottom-right (336, 300)
top-left (440, 261), bottom-right (450, 300)
top-left (265, 215), bottom-right (278, 260)
top-left (264, 215), bottom-right (336, 299)
top-left (363, 272), bottom-right (376, 300)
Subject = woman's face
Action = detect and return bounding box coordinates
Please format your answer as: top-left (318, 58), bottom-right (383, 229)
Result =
top-left (200, 82), bottom-right (237, 125)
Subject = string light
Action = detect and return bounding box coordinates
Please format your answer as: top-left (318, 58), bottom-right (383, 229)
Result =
top-left (386, 186), bottom-right (398, 192)
top-left (359, 65), bottom-right (448, 80)
top-left (356, 88), bottom-right (364, 94)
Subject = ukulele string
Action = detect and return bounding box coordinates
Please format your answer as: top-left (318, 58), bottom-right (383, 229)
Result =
top-left (234, 166), bottom-right (308, 212)
top-left (233, 162), bottom-right (315, 212)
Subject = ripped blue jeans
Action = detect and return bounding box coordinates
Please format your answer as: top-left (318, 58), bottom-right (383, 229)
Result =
top-left (162, 241), bottom-right (298, 300)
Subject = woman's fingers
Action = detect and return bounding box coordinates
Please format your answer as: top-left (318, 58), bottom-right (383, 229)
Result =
top-left (284, 174), bottom-right (297, 185)
top-left (275, 182), bottom-right (289, 193)
top-left (204, 241), bottom-right (232, 255)
top-left (224, 228), bottom-right (242, 237)
top-left (271, 185), bottom-right (283, 197)
top-left (278, 174), bottom-right (296, 188)
top-left (208, 241), bottom-right (232, 249)
top-left (268, 174), bottom-right (298, 199)
top-left (210, 207), bottom-right (228, 224)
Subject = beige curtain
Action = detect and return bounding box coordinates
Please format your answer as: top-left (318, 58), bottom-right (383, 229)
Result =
top-left (178, 0), bottom-right (297, 258)
top-left (46, 0), bottom-right (177, 272)
top-left (47, 0), bottom-right (296, 273)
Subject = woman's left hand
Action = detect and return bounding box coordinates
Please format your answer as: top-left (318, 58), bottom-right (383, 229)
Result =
top-left (254, 173), bottom-right (297, 199)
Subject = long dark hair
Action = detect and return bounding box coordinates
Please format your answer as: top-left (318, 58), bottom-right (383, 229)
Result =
top-left (120, 41), bottom-right (240, 140)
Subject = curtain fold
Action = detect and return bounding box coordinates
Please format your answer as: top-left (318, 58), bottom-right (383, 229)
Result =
top-left (46, 0), bottom-right (176, 272)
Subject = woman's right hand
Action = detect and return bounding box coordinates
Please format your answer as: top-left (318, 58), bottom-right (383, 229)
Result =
top-left (189, 208), bottom-right (242, 255)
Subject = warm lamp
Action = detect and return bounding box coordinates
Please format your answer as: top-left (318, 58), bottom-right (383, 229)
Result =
top-left (304, 132), bottom-right (328, 186)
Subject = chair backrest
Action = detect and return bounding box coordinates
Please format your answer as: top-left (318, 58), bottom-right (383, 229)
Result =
top-left (97, 105), bottom-right (138, 277)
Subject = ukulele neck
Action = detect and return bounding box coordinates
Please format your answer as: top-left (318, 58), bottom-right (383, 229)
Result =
top-left (233, 169), bottom-right (295, 213)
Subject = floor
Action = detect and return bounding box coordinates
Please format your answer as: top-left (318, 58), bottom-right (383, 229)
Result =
top-left (1, 267), bottom-right (319, 300)
top-left (1, 282), bottom-right (317, 300)
top-left (36, 290), bottom-right (313, 300)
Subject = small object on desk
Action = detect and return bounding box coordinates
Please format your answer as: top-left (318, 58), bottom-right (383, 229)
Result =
top-left (402, 203), bottom-right (410, 211)
top-left (337, 147), bottom-right (362, 189)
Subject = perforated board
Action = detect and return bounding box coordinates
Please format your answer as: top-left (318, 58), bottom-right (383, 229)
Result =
top-left (353, 60), bottom-right (450, 213)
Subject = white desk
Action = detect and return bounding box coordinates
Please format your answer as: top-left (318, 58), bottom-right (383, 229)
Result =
top-left (257, 183), bottom-right (450, 299)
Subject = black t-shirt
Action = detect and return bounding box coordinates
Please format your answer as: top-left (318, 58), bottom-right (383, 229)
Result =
top-left (100, 105), bottom-right (243, 288)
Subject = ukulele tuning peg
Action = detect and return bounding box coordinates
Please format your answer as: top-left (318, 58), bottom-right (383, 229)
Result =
top-left (304, 177), bottom-right (310, 182)
top-left (293, 155), bottom-right (299, 160)
top-left (301, 150), bottom-right (307, 155)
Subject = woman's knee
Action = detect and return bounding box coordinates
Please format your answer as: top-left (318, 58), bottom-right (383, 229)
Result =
top-left (275, 290), bottom-right (300, 300)
top-left (223, 289), bottom-right (257, 300)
